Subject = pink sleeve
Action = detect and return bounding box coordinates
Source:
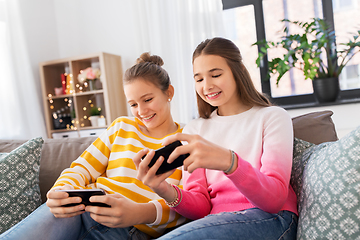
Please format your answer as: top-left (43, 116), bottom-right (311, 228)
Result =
top-left (227, 110), bottom-right (293, 213)
top-left (172, 168), bottom-right (211, 220)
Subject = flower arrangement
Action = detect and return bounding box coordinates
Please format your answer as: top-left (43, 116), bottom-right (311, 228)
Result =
top-left (77, 67), bottom-right (101, 84)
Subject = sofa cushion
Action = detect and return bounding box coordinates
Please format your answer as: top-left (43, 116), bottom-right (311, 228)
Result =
top-left (0, 137), bottom-right (43, 234)
top-left (38, 137), bottom-right (96, 202)
top-left (292, 110), bottom-right (338, 144)
top-left (292, 125), bottom-right (360, 239)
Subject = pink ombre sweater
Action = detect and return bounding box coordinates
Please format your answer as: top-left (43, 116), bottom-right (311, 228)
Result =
top-left (173, 106), bottom-right (298, 220)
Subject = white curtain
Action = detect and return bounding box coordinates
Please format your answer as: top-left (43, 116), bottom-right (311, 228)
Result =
top-left (0, 0), bottom-right (47, 139)
top-left (0, 0), bottom-right (224, 139)
top-left (131, 0), bottom-right (225, 124)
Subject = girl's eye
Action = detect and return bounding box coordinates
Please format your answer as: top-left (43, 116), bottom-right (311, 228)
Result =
top-left (145, 98), bottom-right (153, 102)
top-left (213, 74), bottom-right (221, 78)
top-left (195, 79), bottom-right (203, 82)
top-left (130, 103), bottom-right (137, 108)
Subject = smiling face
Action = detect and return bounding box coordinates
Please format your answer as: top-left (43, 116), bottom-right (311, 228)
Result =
top-left (193, 54), bottom-right (242, 116)
top-left (124, 78), bottom-right (174, 136)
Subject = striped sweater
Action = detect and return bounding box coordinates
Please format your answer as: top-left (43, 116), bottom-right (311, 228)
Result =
top-left (53, 117), bottom-right (186, 237)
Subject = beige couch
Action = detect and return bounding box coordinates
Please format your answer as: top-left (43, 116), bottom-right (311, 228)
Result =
top-left (3, 110), bottom-right (355, 239)
top-left (0, 111), bottom-right (338, 203)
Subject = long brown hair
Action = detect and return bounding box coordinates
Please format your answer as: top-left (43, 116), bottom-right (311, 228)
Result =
top-left (124, 52), bottom-right (170, 93)
top-left (192, 37), bottom-right (271, 118)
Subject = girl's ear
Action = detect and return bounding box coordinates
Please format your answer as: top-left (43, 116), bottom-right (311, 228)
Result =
top-left (167, 84), bottom-right (175, 100)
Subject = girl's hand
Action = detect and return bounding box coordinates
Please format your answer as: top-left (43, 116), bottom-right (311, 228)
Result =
top-left (133, 149), bottom-right (178, 203)
top-left (163, 133), bottom-right (237, 174)
top-left (46, 185), bottom-right (85, 218)
top-left (85, 194), bottom-right (156, 228)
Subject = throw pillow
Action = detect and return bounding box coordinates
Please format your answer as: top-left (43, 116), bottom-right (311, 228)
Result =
top-left (0, 137), bottom-right (43, 234)
top-left (293, 126), bottom-right (360, 240)
top-left (292, 110), bottom-right (338, 144)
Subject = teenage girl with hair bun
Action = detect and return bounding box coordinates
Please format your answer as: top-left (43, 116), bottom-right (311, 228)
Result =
top-left (135, 38), bottom-right (298, 240)
top-left (0, 52), bottom-right (187, 240)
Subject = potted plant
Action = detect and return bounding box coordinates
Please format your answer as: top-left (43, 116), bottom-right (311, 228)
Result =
top-left (89, 107), bottom-right (101, 127)
top-left (253, 18), bottom-right (360, 102)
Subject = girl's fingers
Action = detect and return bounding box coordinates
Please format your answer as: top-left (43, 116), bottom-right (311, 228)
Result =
top-left (133, 148), bottom-right (149, 169)
top-left (167, 143), bottom-right (192, 164)
top-left (146, 155), bottom-right (164, 175)
top-left (146, 156), bottom-right (175, 179)
top-left (139, 150), bottom-right (155, 169)
top-left (162, 133), bottom-right (192, 146)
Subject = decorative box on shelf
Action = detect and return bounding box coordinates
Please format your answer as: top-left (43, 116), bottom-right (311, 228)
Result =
top-left (39, 52), bottom-right (128, 138)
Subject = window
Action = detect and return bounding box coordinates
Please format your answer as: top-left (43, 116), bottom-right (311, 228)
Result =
top-left (222, 0), bottom-right (360, 107)
top-left (333, 0), bottom-right (355, 12)
top-left (223, 4), bottom-right (262, 92)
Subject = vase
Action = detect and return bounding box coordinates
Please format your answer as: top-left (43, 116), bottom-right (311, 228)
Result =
top-left (312, 77), bottom-right (340, 103)
top-left (90, 115), bottom-right (100, 127)
top-left (88, 79), bottom-right (97, 91)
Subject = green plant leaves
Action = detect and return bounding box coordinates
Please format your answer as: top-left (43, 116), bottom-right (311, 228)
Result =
top-left (253, 18), bottom-right (360, 85)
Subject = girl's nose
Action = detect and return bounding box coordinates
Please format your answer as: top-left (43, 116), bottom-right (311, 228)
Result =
top-left (138, 104), bottom-right (147, 115)
top-left (204, 78), bottom-right (213, 91)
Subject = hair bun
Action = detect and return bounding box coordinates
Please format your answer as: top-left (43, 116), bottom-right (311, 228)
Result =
top-left (136, 52), bottom-right (164, 66)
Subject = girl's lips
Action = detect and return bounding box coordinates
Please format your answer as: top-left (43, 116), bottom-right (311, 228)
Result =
top-left (142, 113), bottom-right (156, 122)
top-left (206, 91), bottom-right (221, 100)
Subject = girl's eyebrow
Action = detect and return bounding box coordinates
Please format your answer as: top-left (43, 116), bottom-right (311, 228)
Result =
top-left (127, 93), bottom-right (153, 103)
top-left (194, 68), bottom-right (223, 78)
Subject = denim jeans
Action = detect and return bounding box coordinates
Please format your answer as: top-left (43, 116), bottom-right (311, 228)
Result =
top-left (157, 208), bottom-right (298, 240)
top-left (0, 204), bottom-right (150, 240)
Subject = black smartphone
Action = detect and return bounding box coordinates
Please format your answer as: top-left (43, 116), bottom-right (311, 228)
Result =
top-left (55, 189), bottom-right (110, 208)
top-left (143, 140), bottom-right (189, 175)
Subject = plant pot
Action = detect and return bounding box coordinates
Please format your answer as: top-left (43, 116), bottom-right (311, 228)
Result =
top-left (98, 117), bottom-right (106, 127)
top-left (312, 77), bottom-right (340, 103)
top-left (90, 115), bottom-right (100, 127)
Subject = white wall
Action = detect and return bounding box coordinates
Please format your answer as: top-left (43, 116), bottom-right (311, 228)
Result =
top-left (53, 1), bottom-right (143, 69)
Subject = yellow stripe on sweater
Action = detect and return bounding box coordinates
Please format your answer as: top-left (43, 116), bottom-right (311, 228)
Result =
top-left (107, 158), bottom-right (136, 170)
top-left (79, 151), bottom-right (106, 174)
top-left (109, 176), bottom-right (153, 192)
top-left (93, 137), bottom-right (111, 157)
top-left (98, 178), bottom-right (152, 203)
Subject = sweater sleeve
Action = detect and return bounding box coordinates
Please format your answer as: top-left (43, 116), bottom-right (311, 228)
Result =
top-left (172, 168), bottom-right (212, 220)
top-left (149, 182), bottom-right (188, 227)
top-left (226, 108), bottom-right (294, 213)
top-left (52, 126), bottom-right (112, 189)
top-left (170, 121), bottom-right (212, 219)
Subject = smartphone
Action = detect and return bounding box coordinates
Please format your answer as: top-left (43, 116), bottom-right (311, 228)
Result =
top-left (143, 140), bottom-right (189, 175)
top-left (55, 189), bottom-right (111, 208)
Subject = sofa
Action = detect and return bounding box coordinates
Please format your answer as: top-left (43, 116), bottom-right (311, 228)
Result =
top-left (1, 110), bottom-right (359, 239)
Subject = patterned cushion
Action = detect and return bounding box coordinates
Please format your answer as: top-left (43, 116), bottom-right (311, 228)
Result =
top-left (290, 138), bottom-right (315, 198)
top-left (0, 137), bottom-right (43, 234)
top-left (292, 126), bottom-right (360, 240)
